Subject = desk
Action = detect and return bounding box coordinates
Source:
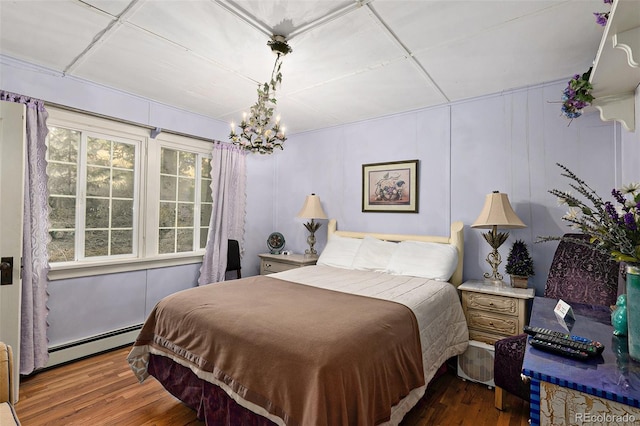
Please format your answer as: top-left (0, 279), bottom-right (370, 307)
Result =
top-left (523, 297), bottom-right (640, 425)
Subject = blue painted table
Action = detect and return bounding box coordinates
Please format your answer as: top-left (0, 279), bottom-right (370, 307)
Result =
top-left (522, 297), bottom-right (640, 425)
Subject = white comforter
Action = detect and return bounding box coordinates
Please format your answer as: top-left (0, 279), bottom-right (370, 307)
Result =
top-left (271, 265), bottom-right (469, 425)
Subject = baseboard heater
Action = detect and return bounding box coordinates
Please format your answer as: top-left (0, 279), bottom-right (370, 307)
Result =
top-left (45, 324), bottom-right (142, 369)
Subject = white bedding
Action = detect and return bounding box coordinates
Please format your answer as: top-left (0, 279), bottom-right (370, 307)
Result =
top-left (271, 265), bottom-right (469, 425)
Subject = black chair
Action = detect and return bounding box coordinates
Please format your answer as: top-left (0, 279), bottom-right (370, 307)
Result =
top-left (493, 234), bottom-right (619, 410)
top-left (226, 239), bottom-right (241, 279)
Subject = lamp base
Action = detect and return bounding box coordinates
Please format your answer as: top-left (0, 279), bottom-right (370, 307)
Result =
top-left (484, 277), bottom-right (508, 287)
top-left (481, 227), bottom-right (510, 286)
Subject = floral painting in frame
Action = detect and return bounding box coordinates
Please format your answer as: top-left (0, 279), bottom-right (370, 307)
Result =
top-left (362, 159), bottom-right (419, 213)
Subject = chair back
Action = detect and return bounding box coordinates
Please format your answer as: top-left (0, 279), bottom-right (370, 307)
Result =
top-left (544, 233), bottom-right (618, 307)
top-left (226, 239), bottom-right (241, 279)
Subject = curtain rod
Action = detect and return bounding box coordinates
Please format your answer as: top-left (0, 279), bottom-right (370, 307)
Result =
top-left (44, 101), bottom-right (224, 145)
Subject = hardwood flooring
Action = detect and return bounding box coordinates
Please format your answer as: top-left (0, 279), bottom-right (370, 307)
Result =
top-left (15, 346), bottom-right (529, 425)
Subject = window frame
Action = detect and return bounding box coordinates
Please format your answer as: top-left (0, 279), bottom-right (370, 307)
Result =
top-left (46, 107), bottom-right (212, 280)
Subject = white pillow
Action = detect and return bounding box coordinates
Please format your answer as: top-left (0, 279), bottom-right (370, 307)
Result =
top-left (316, 234), bottom-right (363, 269)
top-left (386, 240), bottom-right (458, 281)
top-left (351, 236), bottom-right (397, 272)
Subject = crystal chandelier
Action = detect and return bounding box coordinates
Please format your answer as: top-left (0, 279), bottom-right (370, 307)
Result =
top-left (230, 35), bottom-right (292, 154)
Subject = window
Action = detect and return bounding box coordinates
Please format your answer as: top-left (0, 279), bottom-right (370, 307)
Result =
top-left (158, 147), bottom-right (212, 254)
top-left (46, 107), bottom-right (213, 279)
top-left (48, 128), bottom-right (139, 262)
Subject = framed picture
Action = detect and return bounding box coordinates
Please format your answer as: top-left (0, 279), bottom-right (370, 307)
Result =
top-left (362, 159), bottom-right (419, 213)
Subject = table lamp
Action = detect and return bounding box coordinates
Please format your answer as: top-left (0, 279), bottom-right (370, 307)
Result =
top-left (472, 191), bottom-right (526, 284)
top-left (296, 193), bottom-right (328, 256)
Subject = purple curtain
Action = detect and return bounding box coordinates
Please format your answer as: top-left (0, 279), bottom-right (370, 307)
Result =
top-left (1, 91), bottom-right (50, 374)
top-left (199, 143), bottom-right (246, 285)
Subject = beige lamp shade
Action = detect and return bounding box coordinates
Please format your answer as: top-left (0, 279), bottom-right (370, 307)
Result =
top-left (297, 193), bottom-right (328, 219)
top-left (471, 191), bottom-right (526, 229)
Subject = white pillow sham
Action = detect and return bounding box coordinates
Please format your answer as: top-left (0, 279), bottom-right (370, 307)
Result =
top-left (386, 240), bottom-right (458, 281)
top-left (316, 234), bottom-right (363, 269)
top-left (351, 236), bottom-right (396, 272)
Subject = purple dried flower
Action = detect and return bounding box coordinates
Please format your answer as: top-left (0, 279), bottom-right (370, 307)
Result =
top-left (605, 201), bottom-right (619, 221)
top-left (594, 12), bottom-right (609, 26)
top-left (612, 189), bottom-right (626, 205)
top-left (624, 212), bottom-right (637, 231)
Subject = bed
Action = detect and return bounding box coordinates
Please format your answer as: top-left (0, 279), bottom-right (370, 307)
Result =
top-left (128, 220), bottom-right (469, 425)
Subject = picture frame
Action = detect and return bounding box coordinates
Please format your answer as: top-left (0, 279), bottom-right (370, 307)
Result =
top-left (362, 159), bottom-right (419, 213)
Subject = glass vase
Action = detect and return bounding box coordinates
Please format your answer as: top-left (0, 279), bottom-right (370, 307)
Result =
top-left (626, 264), bottom-right (640, 361)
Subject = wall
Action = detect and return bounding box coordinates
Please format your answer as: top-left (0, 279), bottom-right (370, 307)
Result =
top-left (1, 54), bottom-right (636, 357)
top-left (271, 83), bottom-right (627, 297)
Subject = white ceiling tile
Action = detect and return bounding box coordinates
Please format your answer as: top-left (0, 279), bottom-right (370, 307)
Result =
top-left (71, 24), bottom-right (256, 118)
top-left (414, 1), bottom-right (606, 102)
top-left (0, 0), bottom-right (115, 71)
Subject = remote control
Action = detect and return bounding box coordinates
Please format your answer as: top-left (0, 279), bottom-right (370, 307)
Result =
top-left (523, 326), bottom-right (605, 354)
top-left (531, 333), bottom-right (600, 356)
top-left (529, 336), bottom-right (592, 360)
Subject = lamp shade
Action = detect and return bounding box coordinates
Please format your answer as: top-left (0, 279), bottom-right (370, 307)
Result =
top-left (296, 193), bottom-right (328, 219)
top-left (471, 191), bottom-right (526, 229)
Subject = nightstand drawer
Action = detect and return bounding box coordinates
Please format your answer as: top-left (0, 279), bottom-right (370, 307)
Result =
top-left (466, 310), bottom-right (520, 336)
top-left (258, 254), bottom-right (318, 275)
top-left (260, 260), bottom-right (292, 274)
top-left (462, 292), bottom-right (520, 316)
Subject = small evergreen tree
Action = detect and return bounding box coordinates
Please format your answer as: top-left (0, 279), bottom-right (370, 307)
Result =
top-left (505, 240), bottom-right (535, 276)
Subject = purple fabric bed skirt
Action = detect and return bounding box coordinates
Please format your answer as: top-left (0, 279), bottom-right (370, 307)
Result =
top-left (148, 353), bottom-right (276, 426)
top-left (148, 354), bottom-right (449, 425)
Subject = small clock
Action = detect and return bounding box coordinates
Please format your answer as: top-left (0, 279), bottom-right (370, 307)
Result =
top-left (267, 232), bottom-right (286, 254)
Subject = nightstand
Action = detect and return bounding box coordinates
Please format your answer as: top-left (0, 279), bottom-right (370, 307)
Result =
top-left (459, 280), bottom-right (535, 345)
top-left (457, 280), bottom-right (535, 388)
top-left (258, 253), bottom-right (318, 275)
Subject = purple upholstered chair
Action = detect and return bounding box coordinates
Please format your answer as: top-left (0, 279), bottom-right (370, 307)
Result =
top-left (493, 234), bottom-right (620, 410)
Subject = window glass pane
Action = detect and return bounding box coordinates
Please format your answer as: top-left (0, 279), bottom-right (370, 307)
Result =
top-left (176, 229), bottom-right (193, 252)
top-left (201, 157), bottom-right (211, 179)
top-left (87, 137), bottom-right (111, 166)
top-left (85, 230), bottom-right (109, 257)
top-left (158, 229), bottom-right (175, 254)
top-left (200, 203), bottom-right (212, 227)
top-left (161, 149), bottom-right (177, 175)
top-left (179, 152), bottom-right (196, 177)
top-left (47, 163), bottom-right (77, 196)
top-left (49, 197), bottom-right (76, 229)
top-left (112, 199), bottom-right (133, 228)
top-left (47, 127), bottom-right (79, 163)
top-left (112, 169), bottom-right (134, 198)
top-left (177, 203), bottom-right (194, 227)
top-left (49, 230), bottom-right (75, 262)
top-left (159, 202), bottom-right (176, 227)
top-left (111, 230), bottom-right (133, 255)
top-left (160, 175), bottom-right (176, 201)
top-left (112, 142), bottom-right (135, 169)
top-left (86, 166), bottom-right (111, 197)
top-left (200, 228), bottom-right (209, 249)
top-left (178, 177), bottom-right (194, 202)
top-left (86, 198), bottom-right (110, 229)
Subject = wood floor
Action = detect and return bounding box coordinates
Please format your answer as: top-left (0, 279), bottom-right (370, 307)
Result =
top-left (15, 346), bottom-right (529, 425)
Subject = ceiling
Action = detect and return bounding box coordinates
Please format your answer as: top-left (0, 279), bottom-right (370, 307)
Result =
top-left (0, 0), bottom-right (612, 135)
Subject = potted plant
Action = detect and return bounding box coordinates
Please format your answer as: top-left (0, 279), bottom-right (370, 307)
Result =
top-left (505, 239), bottom-right (535, 288)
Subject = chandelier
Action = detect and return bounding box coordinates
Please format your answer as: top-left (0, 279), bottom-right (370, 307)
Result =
top-left (230, 35), bottom-right (292, 154)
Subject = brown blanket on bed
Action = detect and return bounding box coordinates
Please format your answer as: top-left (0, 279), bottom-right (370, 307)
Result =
top-left (131, 276), bottom-right (424, 426)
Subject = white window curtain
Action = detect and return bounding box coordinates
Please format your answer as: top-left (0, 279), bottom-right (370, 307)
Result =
top-left (0, 91), bottom-right (50, 374)
top-left (198, 143), bottom-right (246, 285)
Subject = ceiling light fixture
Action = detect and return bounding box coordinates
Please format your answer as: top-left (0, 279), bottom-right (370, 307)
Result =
top-left (229, 35), bottom-right (292, 154)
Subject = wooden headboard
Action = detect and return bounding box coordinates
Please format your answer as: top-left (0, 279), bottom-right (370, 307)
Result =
top-left (326, 219), bottom-right (465, 287)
